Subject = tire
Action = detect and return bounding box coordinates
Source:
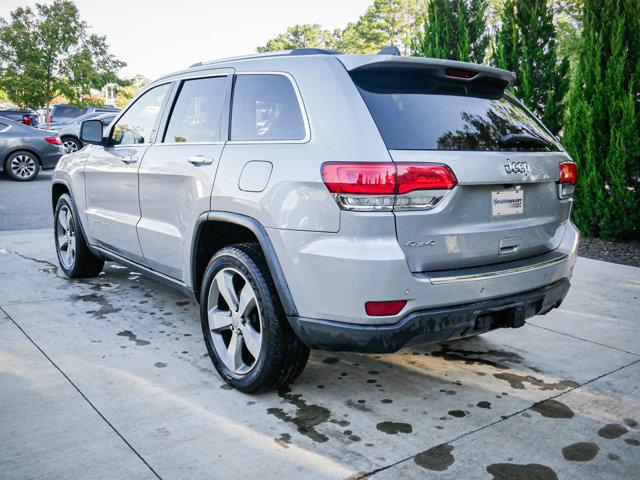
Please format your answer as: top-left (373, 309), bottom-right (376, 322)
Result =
top-left (5, 150), bottom-right (40, 181)
top-left (61, 136), bottom-right (82, 153)
top-left (54, 193), bottom-right (104, 278)
top-left (200, 243), bottom-right (309, 393)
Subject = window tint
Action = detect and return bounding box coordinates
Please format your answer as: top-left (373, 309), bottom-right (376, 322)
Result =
top-left (164, 76), bottom-right (227, 143)
top-left (231, 75), bottom-right (305, 141)
top-left (351, 68), bottom-right (559, 151)
top-left (111, 84), bottom-right (169, 146)
top-left (54, 105), bottom-right (84, 116)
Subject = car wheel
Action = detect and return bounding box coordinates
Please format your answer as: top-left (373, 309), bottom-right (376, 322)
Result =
top-left (5, 151), bottom-right (40, 181)
top-left (200, 243), bottom-right (309, 393)
top-left (61, 136), bottom-right (82, 153)
top-left (54, 193), bottom-right (104, 278)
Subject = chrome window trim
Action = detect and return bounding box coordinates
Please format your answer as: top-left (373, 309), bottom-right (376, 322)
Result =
top-left (227, 71), bottom-right (311, 145)
top-left (155, 141), bottom-right (226, 147)
top-left (428, 254), bottom-right (569, 285)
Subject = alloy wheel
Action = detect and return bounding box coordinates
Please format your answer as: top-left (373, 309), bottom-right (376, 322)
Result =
top-left (63, 138), bottom-right (80, 153)
top-left (207, 268), bottom-right (263, 376)
top-left (10, 154), bottom-right (37, 179)
top-left (56, 205), bottom-right (76, 270)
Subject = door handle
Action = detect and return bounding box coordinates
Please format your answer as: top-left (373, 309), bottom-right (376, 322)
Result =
top-left (121, 155), bottom-right (139, 164)
top-left (188, 155), bottom-right (213, 166)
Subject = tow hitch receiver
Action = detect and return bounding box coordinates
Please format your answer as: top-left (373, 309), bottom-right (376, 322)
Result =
top-left (476, 305), bottom-right (527, 331)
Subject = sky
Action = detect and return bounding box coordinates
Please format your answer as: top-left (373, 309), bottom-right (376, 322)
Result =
top-left (0, 0), bottom-right (372, 80)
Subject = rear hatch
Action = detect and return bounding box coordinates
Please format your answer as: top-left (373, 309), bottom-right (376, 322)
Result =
top-left (346, 59), bottom-right (572, 272)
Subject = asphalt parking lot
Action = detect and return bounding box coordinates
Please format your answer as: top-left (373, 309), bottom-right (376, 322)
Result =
top-left (0, 171), bottom-right (54, 231)
top-left (1, 227), bottom-right (639, 480)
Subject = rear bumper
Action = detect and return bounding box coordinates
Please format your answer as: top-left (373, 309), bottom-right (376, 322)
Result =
top-left (41, 147), bottom-right (64, 170)
top-left (288, 278), bottom-right (570, 353)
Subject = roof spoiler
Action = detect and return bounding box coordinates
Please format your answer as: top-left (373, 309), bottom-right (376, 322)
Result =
top-left (340, 56), bottom-right (516, 88)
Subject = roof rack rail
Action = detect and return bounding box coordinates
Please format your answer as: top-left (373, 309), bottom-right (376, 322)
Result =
top-left (189, 48), bottom-right (343, 69)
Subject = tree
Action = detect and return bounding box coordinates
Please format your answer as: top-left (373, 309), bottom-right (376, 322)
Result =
top-left (412, 0), bottom-right (489, 64)
top-left (257, 24), bottom-right (337, 52)
top-left (0, 0), bottom-right (125, 117)
top-left (335, 0), bottom-right (425, 54)
top-left (563, 0), bottom-right (639, 240)
top-left (115, 74), bottom-right (150, 109)
top-left (493, 0), bottom-right (569, 135)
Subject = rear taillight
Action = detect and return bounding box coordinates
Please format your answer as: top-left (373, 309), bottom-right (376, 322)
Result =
top-left (44, 137), bottom-right (62, 145)
top-left (365, 300), bottom-right (406, 316)
top-left (22, 115), bottom-right (31, 126)
top-left (321, 162), bottom-right (457, 211)
top-left (558, 162), bottom-right (578, 199)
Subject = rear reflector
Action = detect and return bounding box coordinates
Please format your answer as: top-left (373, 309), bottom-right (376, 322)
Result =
top-left (44, 137), bottom-right (62, 145)
top-left (559, 162), bottom-right (578, 185)
top-left (365, 300), bottom-right (406, 316)
top-left (445, 68), bottom-right (478, 79)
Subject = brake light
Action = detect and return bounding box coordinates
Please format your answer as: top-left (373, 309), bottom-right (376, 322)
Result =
top-left (558, 162), bottom-right (578, 199)
top-left (321, 162), bottom-right (457, 211)
top-left (365, 300), bottom-right (406, 316)
top-left (22, 115), bottom-right (31, 126)
top-left (445, 68), bottom-right (478, 79)
top-left (44, 137), bottom-right (62, 145)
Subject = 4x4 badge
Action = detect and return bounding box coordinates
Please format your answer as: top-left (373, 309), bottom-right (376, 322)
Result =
top-left (504, 159), bottom-right (531, 175)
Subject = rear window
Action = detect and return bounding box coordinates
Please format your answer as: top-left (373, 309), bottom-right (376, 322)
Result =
top-left (53, 105), bottom-right (84, 117)
top-left (350, 68), bottom-right (559, 151)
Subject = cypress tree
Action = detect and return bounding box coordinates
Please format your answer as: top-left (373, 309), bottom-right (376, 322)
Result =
top-left (413, 0), bottom-right (489, 64)
top-left (494, 0), bottom-right (569, 135)
top-left (563, 0), bottom-right (639, 240)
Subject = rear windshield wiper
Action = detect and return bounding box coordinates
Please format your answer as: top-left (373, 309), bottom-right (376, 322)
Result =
top-left (499, 133), bottom-right (550, 149)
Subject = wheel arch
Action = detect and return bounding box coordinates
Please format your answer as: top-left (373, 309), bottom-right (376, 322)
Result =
top-left (191, 212), bottom-right (298, 317)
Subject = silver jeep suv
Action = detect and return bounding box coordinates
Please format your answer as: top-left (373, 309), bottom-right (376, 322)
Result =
top-left (52, 49), bottom-right (579, 392)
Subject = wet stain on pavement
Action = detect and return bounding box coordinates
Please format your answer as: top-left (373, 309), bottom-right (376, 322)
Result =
top-left (624, 438), bottom-right (640, 446)
top-left (154, 362), bottom-right (167, 368)
top-left (116, 330), bottom-right (150, 346)
top-left (607, 453), bottom-right (621, 461)
top-left (376, 421), bottom-right (412, 434)
top-left (477, 401), bottom-right (492, 409)
top-left (598, 423), bottom-right (628, 439)
top-left (448, 410), bottom-right (468, 418)
top-left (531, 399), bottom-right (574, 419)
top-left (322, 357), bottom-right (340, 364)
top-left (176, 300), bottom-right (190, 306)
top-left (73, 294), bottom-right (122, 319)
top-left (267, 389), bottom-right (331, 443)
top-left (431, 345), bottom-right (523, 370)
top-left (275, 433), bottom-right (291, 448)
top-left (414, 444), bottom-right (454, 471)
top-left (486, 463), bottom-right (558, 480)
top-left (10, 251), bottom-right (59, 275)
top-left (623, 418), bottom-right (638, 428)
top-left (562, 442), bottom-right (599, 461)
top-left (494, 372), bottom-right (579, 391)
top-left (220, 384), bottom-right (233, 390)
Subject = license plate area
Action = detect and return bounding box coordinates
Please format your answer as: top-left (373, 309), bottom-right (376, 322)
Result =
top-left (492, 189), bottom-right (523, 216)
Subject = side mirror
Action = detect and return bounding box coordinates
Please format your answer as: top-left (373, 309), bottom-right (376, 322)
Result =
top-left (80, 119), bottom-right (105, 145)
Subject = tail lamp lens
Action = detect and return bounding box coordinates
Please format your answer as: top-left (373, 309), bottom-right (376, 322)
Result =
top-left (558, 162), bottom-right (578, 199)
top-left (22, 115), bottom-right (31, 126)
top-left (44, 137), bottom-right (62, 145)
top-left (365, 300), bottom-right (406, 316)
top-left (321, 162), bottom-right (457, 211)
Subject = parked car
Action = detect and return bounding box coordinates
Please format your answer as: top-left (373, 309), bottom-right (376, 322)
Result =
top-left (52, 49), bottom-right (579, 392)
top-left (1, 118), bottom-right (64, 181)
top-left (0, 108), bottom-right (40, 128)
top-left (52, 112), bottom-right (118, 153)
top-left (49, 104), bottom-right (118, 127)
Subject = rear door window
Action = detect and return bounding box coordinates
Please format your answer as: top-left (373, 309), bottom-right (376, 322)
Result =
top-left (231, 74), bottom-right (305, 142)
top-left (164, 76), bottom-right (227, 143)
top-left (350, 68), bottom-right (559, 151)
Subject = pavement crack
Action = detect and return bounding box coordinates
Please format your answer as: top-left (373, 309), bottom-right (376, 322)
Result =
top-left (527, 322), bottom-right (640, 357)
top-left (0, 306), bottom-right (164, 480)
top-left (354, 357), bottom-right (640, 479)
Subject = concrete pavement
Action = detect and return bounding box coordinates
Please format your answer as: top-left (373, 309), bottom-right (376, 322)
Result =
top-left (0, 229), bottom-right (639, 479)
